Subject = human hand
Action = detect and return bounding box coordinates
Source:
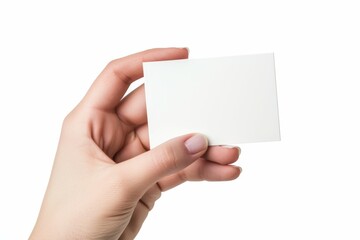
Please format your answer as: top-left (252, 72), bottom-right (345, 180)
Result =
top-left (30, 48), bottom-right (241, 240)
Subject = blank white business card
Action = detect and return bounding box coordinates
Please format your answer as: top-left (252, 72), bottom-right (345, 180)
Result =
top-left (144, 53), bottom-right (280, 148)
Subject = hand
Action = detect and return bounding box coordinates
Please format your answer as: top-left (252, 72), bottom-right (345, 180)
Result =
top-left (30, 48), bottom-right (242, 240)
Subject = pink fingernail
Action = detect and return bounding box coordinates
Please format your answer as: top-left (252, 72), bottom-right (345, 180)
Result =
top-left (183, 47), bottom-right (190, 55)
top-left (184, 134), bottom-right (208, 154)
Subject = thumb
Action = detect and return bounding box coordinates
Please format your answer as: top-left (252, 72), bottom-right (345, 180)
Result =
top-left (117, 134), bottom-right (208, 194)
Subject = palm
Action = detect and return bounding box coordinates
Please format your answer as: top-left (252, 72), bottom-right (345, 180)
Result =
top-left (78, 104), bottom-right (158, 240)
top-left (90, 103), bottom-right (149, 163)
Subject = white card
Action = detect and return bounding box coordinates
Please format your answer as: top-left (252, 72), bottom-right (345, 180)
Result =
top-left (144, 53), bottom-right (280, 148)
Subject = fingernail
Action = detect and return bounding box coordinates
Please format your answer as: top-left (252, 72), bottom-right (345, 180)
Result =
top-left (222, 145), bottom-right (241, 154)
top-left (233, 166), bottom-right (242, 175)
top-left (235, 147), bottom-right (241, 155)
top-left (185, 134), bottom-right (208, 154)
top-left (222, 145), bottom-right (239, 149)
top-left (183, 47), bottom-right (190, 55)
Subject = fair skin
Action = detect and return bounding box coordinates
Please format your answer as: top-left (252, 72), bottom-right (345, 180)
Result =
top-left (30, 48), bottom-right (241, 240)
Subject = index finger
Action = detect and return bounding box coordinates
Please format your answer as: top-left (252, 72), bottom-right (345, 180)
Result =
top-left (81, 48), bottom-right (189, 110)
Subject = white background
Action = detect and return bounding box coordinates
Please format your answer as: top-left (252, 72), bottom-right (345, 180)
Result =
top-left (1, 0), bottom-right (359, 239)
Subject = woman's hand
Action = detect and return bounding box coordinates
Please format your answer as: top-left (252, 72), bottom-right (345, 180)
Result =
top-left (30, 48), bottom-right (241, 240)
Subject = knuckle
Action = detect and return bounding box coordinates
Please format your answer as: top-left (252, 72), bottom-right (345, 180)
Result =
top-left (149, 188), bottom-right (161, 202)
top-left (62, 107), bottom-right (82, 128)
top-left (142, 186), bottom-right (162, 211)
top-left (178, 170), bottom-right (188, 182)
top-left (106, 59), bottom-right (119, 72)
top-left (62, 111), bottom-right (75, 128)
top-left (106, 59), bottom-right (118, 68)
top-left (106, 59), bottom-right (132, 85)
top-left (151, 186), bottom-right (162, 200)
